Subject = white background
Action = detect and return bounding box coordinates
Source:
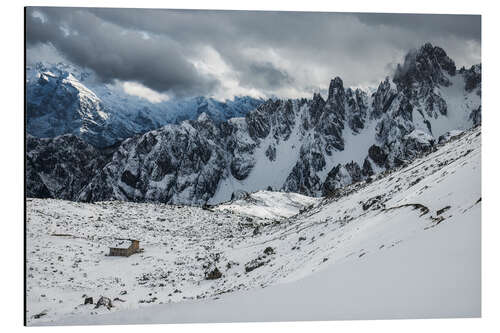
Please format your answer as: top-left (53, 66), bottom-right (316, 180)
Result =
top-left (1, 0), bottom-right (498, 332)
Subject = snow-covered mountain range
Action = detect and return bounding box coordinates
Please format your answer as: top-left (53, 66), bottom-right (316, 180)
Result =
top-left (26, 43), bottom-right (481, 204)
top-left (26, 124), bottom-right (481, 324)
top-left (26, 62), bottom-right (264, 147)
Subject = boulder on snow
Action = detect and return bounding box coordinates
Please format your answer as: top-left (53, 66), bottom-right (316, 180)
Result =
top-left (263, 247), bottom-right (275, 255)
top-left (205, 267), bottom-right (223, 280)
top-left (245, 256), bottom-right (270, 273)
top-left (32, 310), bottom-right (48, 319)
top-left (253, 226), bottom-right (260, 236)
top-left (94, 296), bottom-right (113, 310)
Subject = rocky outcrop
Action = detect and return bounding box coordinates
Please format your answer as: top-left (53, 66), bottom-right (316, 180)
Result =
top-left (461, 64), bottom-right (481, 94)
top-left (26, 134), bottom-right (109, 200)
top-left (283, 146), bottom-right (325, 196)
top-left (470, 106), bottom-right (482, 126)
top-left (79, 119), bottom-right (229, 204)
top-left (322, 161), bottom-right (362, 195)
top-left (346, 88), bottom-right (368, 133)
top-left (371, 77), bottom-right (397, 119)
top-left (318, 77), bottom-right (346, 153)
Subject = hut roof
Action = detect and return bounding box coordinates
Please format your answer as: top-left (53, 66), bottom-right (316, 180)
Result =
top-left (110, 240), bottom-right (132, 249)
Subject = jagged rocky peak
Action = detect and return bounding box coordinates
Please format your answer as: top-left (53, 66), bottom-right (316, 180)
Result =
top-left (244, 98), bottom-right (299, 143)
top-left (32, 62), bottom-right (94, 87)
top-left (245, 99), bottom-right (276, 140)
top-left (27, 66), bottom-right (108, 142)
top-left (303, 93), bottom-right (326, 130)
top-left (345, 88), bottom-right (368, 133)
top-left (327, 76), bottom-right (345, 103)
top-left (312, 92), bottom-right (324, 102)
top-left (393, 42), bottom-right (456, 89)
top-left (313, 76), bottom-right (347, 153)
top-left (26, 43), bottom-right (481, 205)
top-left (460, 64), bottom-right (482, 94)
top-left (325, 77), bottom-right (369, 133)
top-left (371, 76), bottom-right (397, 119)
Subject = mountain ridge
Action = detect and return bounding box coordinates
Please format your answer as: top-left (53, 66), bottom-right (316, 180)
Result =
top-left (26, 43), bottom-right (482, 204)
top-left (26, 62), bottom-right (264, 147)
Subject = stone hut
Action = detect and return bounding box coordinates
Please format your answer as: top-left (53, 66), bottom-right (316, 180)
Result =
top-left (108, 239), bottom-right (142, 257)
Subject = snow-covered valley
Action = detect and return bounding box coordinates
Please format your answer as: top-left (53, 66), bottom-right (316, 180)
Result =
top-left (26, 125), bottom-right (481, 325)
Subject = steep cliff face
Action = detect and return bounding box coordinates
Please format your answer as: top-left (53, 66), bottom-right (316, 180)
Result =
top-left (27, 43), bottom-right (482, 204)
top-left (26, 134), bottom-right (109, 200)
top-left (79, 117), bottom-right (230, 204)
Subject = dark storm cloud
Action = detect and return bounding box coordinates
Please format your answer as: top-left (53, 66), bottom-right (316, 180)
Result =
top-left (26, 7), bottom-right (219, 97)
top-left (242, 62), bottom-right (295, 89)
top-left (353, 13), bottom-right (481, 42)
top-left (26, 7), bottom-right (481, 99)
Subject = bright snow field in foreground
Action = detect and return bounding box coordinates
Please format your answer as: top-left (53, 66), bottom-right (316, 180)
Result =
top-left (27, 126), bottom-right (481, 325)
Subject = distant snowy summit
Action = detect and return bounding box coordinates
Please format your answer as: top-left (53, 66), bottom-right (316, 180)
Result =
top-left (26, 62), bottom-right (264, 147)
top-left (26, 43), bottom-right (481, 205)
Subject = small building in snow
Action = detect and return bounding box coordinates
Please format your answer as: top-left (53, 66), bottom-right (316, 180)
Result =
top-left (108, 239), bottom-right (142, 257)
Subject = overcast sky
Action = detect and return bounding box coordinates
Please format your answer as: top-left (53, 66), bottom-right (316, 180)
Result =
top-left (26, 7), bottom-right (481, 101)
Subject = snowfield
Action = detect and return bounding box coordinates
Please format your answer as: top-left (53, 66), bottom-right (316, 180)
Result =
top-left (26, 126), bottom-right (481, 325)
top-left (215, 191), bottom-right (321, 219)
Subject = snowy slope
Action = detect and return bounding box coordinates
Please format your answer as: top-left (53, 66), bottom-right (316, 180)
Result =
top-left (27, 125), bottom-right (481, 325)
top-left (412, 73), bottom-right (480, 137)
top-left (215, 190), bottom-right (320, 219)
top-left (48, 206), bottom-right (479, 324)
